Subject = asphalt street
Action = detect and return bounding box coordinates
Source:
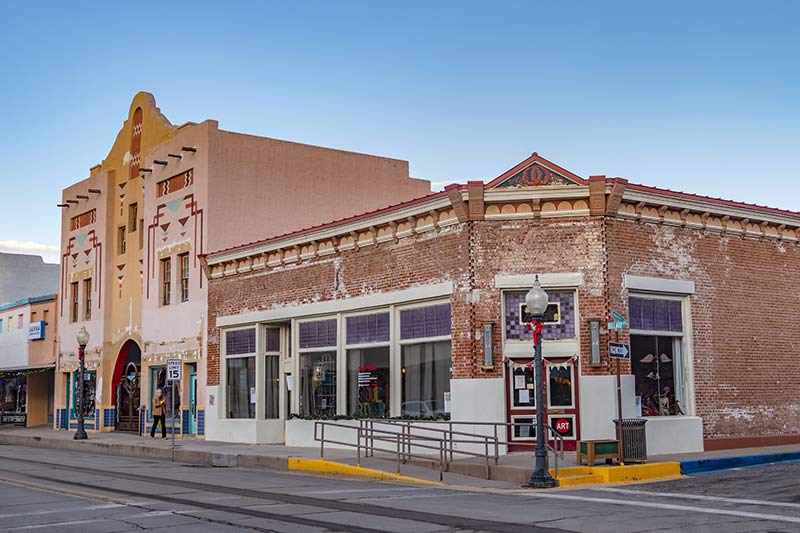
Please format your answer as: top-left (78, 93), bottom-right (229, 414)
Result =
top-left (0, 444), bottom-right (797, 532)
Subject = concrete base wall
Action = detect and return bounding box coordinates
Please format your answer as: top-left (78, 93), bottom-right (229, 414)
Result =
top-left (204, 386), bottom-right (286, 444)
top-left (646, 416), bottom-right (704, 455)
top-left (579, 374), bottom-right (637, 440)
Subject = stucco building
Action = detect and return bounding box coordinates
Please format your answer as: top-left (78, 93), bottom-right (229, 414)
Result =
top-left (203, 153), bottom-right (800, 454)
top-left (0, 295), bottom-right (57, 427)
top-left (0, 253), bottom-right (58, 305)
top-left (55, 92), bottom-right (430, 437)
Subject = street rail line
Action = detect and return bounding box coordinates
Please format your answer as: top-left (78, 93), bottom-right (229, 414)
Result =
top-left (0, 453), bottom-right (559, 533)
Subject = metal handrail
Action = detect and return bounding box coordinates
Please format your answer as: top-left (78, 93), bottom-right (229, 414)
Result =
top-left (314, 421), bottom-right (448, 481)
top-left (543, 423), bottom-right (565, 478)
top-left (359, 418), bottom-right (569, 479)
top-left (358, 419), bottom-right (499, 478)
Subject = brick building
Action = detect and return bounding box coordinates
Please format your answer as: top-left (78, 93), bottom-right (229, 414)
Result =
top-left (203, 153), bottom-right (800, 453)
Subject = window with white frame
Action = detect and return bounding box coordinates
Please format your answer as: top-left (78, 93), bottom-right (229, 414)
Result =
top-left (298, 318), bottom-right (338, 417)
top-left (399, 303), bottom-right (452, 417)
top-left (225, 328), bottom-right (256, 419)
top-left (345, 312), bottom-right (390, 417)
top-left (629, 296), bottom-right (687, 416)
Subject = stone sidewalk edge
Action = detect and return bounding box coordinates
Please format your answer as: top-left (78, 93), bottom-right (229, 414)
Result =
top-left (680, 451), bottom-right (800, 475)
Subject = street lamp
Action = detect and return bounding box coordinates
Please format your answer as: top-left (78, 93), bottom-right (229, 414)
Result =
top-left (525, 275), bottom-right (556, 488)
top-left (74, 326), bottom-right (89, 440)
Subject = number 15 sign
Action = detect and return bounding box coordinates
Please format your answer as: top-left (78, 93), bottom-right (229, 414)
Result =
top-left (166, 359), bottom-right (182, 382)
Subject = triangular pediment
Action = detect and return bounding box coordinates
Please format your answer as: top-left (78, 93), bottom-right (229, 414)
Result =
top-left (486, 153), bottom-right (587, 189)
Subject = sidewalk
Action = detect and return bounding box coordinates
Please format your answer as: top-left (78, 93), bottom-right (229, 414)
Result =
top-left (0, 427), bottom-right (511, 488)
top-left (2, 426), bottom-right (799, 488)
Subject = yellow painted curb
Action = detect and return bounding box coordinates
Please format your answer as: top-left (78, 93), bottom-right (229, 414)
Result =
top-left (551, 462), bottom-right (682, 487)
top-left (287, 458), bottom-right (443, 486)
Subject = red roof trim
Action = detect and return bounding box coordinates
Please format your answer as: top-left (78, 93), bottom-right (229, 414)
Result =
top-left (206, 189), bottom-right (453, 259)
top-left (625, 182), bottom-right (800, 219)
top-left (484, 152), bottom-right (589, 189)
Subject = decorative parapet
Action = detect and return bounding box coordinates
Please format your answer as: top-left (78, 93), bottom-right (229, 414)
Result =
top-left (204, 174), bottom-right (800, 279)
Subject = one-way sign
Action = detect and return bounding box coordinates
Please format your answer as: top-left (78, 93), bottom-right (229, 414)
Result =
top-left (608, 342), bottom-right (631, 359)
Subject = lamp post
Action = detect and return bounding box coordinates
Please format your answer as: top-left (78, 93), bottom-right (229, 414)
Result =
top-left (525, 275), bottom-right (556, 488)
top-left (74, 326), bottom-right (89, 440)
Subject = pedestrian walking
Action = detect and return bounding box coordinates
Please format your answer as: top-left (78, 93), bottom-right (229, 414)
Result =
top-left (150, 389), bottom-right (167, 439)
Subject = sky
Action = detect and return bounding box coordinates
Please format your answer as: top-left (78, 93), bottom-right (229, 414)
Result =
top-left (1, 1), bottom-right (798, 264)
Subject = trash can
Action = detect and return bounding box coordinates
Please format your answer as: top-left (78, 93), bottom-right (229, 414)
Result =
top-left (614, 418), bottom-right (648, 463)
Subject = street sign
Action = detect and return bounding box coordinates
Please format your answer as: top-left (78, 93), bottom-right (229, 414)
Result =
top-left (608, 321), bottom-right (626, 330)
top-left (610, 311), bottom-right (628, 328)
top-left (166, 359), bottom-right (182, 382)
top-left (608, 342), bottom-right (631, 359)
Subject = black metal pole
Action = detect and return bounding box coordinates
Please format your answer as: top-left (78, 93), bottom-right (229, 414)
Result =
top-left (74, 345), bottom-right (88, 440)
top-left (528, 315), bottom-right (556, 488)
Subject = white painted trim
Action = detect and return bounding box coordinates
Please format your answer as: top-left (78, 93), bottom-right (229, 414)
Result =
top-left (624, 275), bottom-right (695, 294)
top-left (216, 282), bottom-right (453, 328)
top-left (494, 273), bottom-right (583, 289)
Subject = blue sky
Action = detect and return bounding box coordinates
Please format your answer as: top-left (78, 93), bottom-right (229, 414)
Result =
top-left (1, 1), bottom-right (798, 263)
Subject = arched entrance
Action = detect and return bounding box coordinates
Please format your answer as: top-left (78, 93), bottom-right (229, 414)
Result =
top-left (112, 340), bottom-right (141, 432)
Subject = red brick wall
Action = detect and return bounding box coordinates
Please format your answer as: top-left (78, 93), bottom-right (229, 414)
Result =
top-left (208, 217), bottom-right (619, 386)
top-left (208, 225), bottom-right (470, 386)
top-left (607, 218), bottom-right (800, 438)
top-left (468, 217), bottom-right (611, 378)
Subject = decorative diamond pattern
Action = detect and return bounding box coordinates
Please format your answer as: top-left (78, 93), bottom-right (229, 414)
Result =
top-left (505, 291), bottom-right (575, 340)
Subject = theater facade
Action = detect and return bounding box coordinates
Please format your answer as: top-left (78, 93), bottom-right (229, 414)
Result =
top-left (203, 153), bottom-right (800, 454)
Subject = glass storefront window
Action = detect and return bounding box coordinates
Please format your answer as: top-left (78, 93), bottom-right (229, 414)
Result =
top-left (631, 335), bottom-right (683, 416)
top-left (548, 365), bottom-right (574, 408)
top-left (71, 371), bottom-right (96, 418)
top-left (511, 364), bottom-right (535, 408)
top-left (629, 294), bottom-right (687, 417)
top-left (1, 375), bottom-right (26, 414)
top-left (150, 366), bottom-right (181, 416)
top-left (225, 328), bottom-right (256, 419)
top-left (226, 357), bottom-right (255, 419)
top-left (299, 351), bottom-right (337, 416)
top-left (347, 347), bottom-right (389, 417)
top-left (401, 340), bottom-right (451, 416)
top-left (265, 355), bottom-right (280, 419)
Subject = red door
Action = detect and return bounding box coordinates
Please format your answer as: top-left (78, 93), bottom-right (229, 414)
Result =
top-left (505, 356), bottom-right (580, 452)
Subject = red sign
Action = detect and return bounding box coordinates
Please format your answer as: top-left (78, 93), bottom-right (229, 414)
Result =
top-left (553, 418), bottom-right (572, 435)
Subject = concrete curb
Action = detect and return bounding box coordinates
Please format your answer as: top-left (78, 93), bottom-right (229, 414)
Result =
top-left (288, 458), bottom-right (443, 486)
top-left (680, 451), bottom-right (800, 475)
top-left (0, 433), bottom-right (250, 470)
top-left (0, 433), bottom-right (437, 485)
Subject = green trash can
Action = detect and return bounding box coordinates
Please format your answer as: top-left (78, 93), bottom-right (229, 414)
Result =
top-left (614, 418), bottom-right (648, 463)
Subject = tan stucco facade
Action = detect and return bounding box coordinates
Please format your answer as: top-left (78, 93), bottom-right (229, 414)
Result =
top-left (56, 92), bottom-right (431, 437)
